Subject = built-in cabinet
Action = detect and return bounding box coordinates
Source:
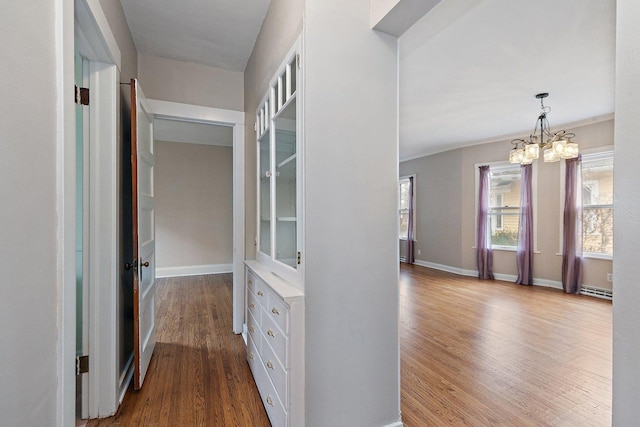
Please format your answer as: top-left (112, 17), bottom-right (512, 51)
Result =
top-left (247, 38), bottom-right (304, 427)
top-left (245, 261), bottom-right (304, 426)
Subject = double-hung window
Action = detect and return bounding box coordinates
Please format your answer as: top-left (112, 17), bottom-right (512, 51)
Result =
top-left (399, 177), bottom-right (412, 240)
top-left (488, 165), bottom-right (521, 249)
top-left (582, 152), bottom-right (614, 257)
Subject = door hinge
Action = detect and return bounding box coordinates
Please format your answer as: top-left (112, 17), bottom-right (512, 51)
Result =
top-left (297, 251), bottom-right (301, 265)
top-left (254, 122), bottom-right (257, 132)
top-left (76, 355), bottom-right (89, 375)
top-left (75, 85), bottom-right (89, 105)
top-left (296, 53), bottom-right (301, 69)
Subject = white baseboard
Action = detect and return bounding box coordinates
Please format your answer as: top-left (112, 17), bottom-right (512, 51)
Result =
top-left (382, 422), bottom-right (403, 427)
top-left (156, 263), bottom-right (233, 278)
top-left (413, 259), bottom-right (563, 290)
top-left (414, 259), bottom-right (476, 277)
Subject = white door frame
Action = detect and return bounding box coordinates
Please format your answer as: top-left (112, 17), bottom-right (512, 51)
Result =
top-left (72, 0), bottom-right (121, 420)
top-left (148, 99), bottom-right (246, 334)
top-left (67, 4), bottom-right (246, 425)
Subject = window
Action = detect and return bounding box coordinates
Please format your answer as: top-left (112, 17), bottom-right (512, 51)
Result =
top-left (399, 177), bottom-right (413, 240)
top-left (489, 165), bottom-right (521, 248)
top-left (582, 152), bottom-right (613, 256)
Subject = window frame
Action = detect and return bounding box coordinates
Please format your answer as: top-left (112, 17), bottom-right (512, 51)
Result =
top-left (581, 150), bottom-right (614, 259)
top-left (475, 161), bottom-right (538, 252)
top-left (558, 146), bottom-right (614, 260)
top-left (399, 174), bottom-right (416, 241)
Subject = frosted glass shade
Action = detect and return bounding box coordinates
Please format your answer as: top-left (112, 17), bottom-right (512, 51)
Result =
top-left (524, 143), bottom-right (540, 159)
top-left (544, 147), bottom-right (560, 162)
top-left (561, 142), bottom-right (579, 159)
top-left (552, 139), bottom-right (568, 156)
top-left (509, 148), bottom-right (525, 164)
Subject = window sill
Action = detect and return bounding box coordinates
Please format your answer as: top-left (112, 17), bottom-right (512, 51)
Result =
top-left (555, 252), bottom-right (613, 261)
top-left (472, 246), bottom-right (540, 254)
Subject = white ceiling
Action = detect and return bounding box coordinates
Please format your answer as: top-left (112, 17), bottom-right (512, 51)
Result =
top-left (119, 0), bottom-right (615, 161)
top-left (399, 0), bottom-right (616, 160)
top-left (120, 0), bottom-right (270, 71)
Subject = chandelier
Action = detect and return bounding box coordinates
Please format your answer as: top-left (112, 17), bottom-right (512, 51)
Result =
top-left (508, 93), bottom-right (579, 164)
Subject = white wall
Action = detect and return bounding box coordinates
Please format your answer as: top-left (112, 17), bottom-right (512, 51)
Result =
top-left (613, 0), bottom-right (640, 423)
top-left (304, 0), bottom-right (401, 425)
top-left (0, 0), bottom-right (65, 424)
top-left (155, 142), bottom-right (233, 272)
top-left (138, 55), bottom-right (244, 111)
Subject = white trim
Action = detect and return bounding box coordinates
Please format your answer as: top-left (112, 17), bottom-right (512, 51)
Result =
top-left (414, 260), bottom-right (477, 277)
top-left (57, 0), bottom-right (76, 424)
top-left (148, 99), bottom-right (244, 126)
top-left (232, 123), bottom-right (246, 334)
top-left (149, 100), bottom-right (245, 334)
top-left (382, 422), bottom-right (404, 427)
top-left (73, 1), bottom-right (123, 419)
top-left (156, 264), bottom-right (234, 278)
top-left (413, 259), bottom-right (563, 290)
top-left (88, 62), bottom-right (118, 418)
top-left (75, 0), bottom-right (122, 71)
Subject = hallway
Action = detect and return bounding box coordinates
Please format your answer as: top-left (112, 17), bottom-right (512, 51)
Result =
top-left (88, 274), bottom-right (269, 426)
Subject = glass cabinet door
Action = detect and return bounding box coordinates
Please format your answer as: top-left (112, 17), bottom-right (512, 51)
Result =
top-left (259, 131), bottom-right (271, 256)
top-left (255, 48), bottom-right (300, 281)
top-left (274, 98), bottom-right (297, 268)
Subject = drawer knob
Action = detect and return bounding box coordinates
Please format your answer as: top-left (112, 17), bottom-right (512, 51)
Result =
top-left (271, 307), bottom-right (280, 315)
top-left (267, 329), bottom-right (275, 338)
top-left (249, 353), bottom-right (254, 360)
top-left (266, 396), bottom-right (274, 407)
top-left (266, 361), bottom-right (274, 370)
top-left (249, 303), bottom-right (255, 308)
top-left (257, 291), bottom-right (264, 296)
top-left (248, 279), bottom-right (253, 285)
top-left (249, 326), bottom-right (255, 332)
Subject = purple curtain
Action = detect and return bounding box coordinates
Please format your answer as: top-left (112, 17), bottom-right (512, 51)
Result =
top-left (406, 176), bottom-right (415, 264)
top-left (562, 156), bottom-right (583, 293)
top-left (516, 164), bottom-right (534, 285)
top-left (477, 166), bottom-right (494, 279)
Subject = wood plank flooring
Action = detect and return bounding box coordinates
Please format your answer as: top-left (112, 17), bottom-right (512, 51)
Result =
top-left (89, 266), bottom-right (612, 426)
top-left (400, 264), bottom-right (612, 427)
top-left (87, 274), bottom-right (269, 427)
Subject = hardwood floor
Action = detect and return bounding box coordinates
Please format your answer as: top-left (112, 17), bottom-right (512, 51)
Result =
top-left (87, 274), bottom-right (270, 427)
top-left (400, 264), bottom-right (612, 427)
top-left (89, 267), bottom-right (612, 426)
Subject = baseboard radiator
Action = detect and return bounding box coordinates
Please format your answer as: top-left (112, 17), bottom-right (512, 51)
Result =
top-left (580, 286), bottom-right (613, 301)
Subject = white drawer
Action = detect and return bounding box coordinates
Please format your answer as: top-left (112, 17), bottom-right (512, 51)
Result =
top-left (247, 334), bottom-right (260, 371)
top-left (267, 292), bottom-right (289, 333)
top-left (249, 334), bottom-right (287, 427)
top-left (261, 335), bottom-right (288, 406)
top-left (253, 278), bottom-right (268, 306)
top-left (247, 291), bottom-right (261, 321)
top-left (247, 270), bottom-right (258, 293)
top-left (263, 380), bottom-right (287, 427)
top-left (262, 309), bottom-right (288, 369)
top-left (247, 309), bottom-right (261, 349)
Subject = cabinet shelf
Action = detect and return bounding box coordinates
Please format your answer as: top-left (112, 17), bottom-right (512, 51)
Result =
top-left (276, 217), bottom-right (297, 222)
top-left (277, 153), bottom-right (296, 169)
